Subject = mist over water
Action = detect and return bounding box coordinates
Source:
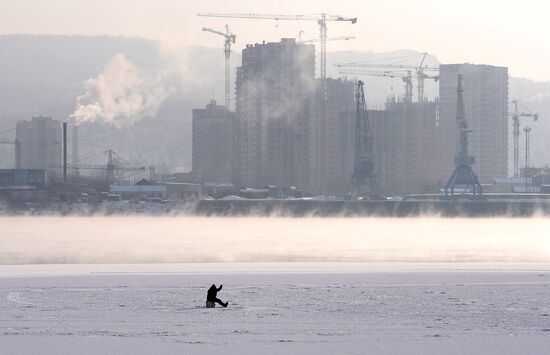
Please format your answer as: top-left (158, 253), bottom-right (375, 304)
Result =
top-left (1, 217), bottom-right (550, 265)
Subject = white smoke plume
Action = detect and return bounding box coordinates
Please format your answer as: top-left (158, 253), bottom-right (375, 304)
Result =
top-left (70, 53), bottom-right (173, 128)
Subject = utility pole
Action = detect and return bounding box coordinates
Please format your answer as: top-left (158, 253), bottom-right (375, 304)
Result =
top-left (524, 126), bottom-right (531, 175)
top-left (62, 122), bottom-right (67, 184)
top-left (524, 126), bottom-right (531, 192)
top-left (510, 100), bottom-right (538, 178)
top-left (106, 149), bottom-right (115, 185)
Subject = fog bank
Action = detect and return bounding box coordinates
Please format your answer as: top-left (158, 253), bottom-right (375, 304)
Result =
top-left (1, 217), bottom-right (549, 264)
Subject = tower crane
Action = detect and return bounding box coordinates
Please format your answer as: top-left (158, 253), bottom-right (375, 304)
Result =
top-left (444, 75), bottom-right (482, 198)
top-left (197, 12), bottom-right (357, 193)
top-left (339, 69), bottom-right (414, 103)
top-left (508, 100), bottom-right (539, 178)
top-left (197, 13), bottom-right (356, 81)
top-left (336, 62), bottom-right (439, 103)
top-left (202, 25), bottom-right (236, 111)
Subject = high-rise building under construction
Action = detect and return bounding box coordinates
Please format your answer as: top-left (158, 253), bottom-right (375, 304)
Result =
top-left (192, 100), bottom-right (235, 183)
top-left (312, 78), bottom-right (356, 195)
top-left (436, 64), bottom-right (509, 184)
top-left (235, 38), bottom-right (315, 190)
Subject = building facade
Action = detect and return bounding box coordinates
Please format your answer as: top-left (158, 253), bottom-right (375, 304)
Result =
top-left (383, 99), bottom-right (439, 195)
top-left (16, 116), bottom-right (62, 180)
top-left (192, 100), bottom-right (235, 183)
top-left (312, 78), bottom-right (356, 195)
top-left (235, 38), bottom-right (315, 190)
top-left (436, 64), bottom-right (509, 184)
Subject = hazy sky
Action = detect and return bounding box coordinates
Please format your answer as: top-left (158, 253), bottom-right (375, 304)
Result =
top-left (2, 0), bottom-right (550, 81)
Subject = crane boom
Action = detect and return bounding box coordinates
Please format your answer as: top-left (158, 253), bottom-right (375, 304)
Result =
top-left (202, 27), bottom-right (228, 38)
top-left (336, 63), bottom-right (439, 71)
top-left (197, 12), bottom-right (357, 23)
top-left (298, 36), bottom-right (355, 44)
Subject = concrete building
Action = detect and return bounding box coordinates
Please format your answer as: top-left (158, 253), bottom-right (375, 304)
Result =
top-left (192, 100), bottom-right (235, 183)
top-left (16, 116), bottom-right (62, 180)
top-left (312, 78), bottom-right (356, 195)
top-left (235, 38), bottom-right (315, 190)
top-left (382, 99), bottom-right (440, 195)
top-left (436, 64), bottom-right (509, 185)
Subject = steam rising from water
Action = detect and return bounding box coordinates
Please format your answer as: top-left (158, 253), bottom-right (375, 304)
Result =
top-left (1, 217), bottom-right (550, 264)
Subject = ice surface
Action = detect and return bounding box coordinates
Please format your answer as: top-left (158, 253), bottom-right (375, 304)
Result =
top-left (2, 263), bottom-right (550, 354)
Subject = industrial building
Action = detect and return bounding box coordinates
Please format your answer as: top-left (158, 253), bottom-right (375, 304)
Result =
top-left (192, 100), bottom-right (235, 183)
top-left (235, 38), bottom-right (315, 190)
top-left (0, 169), bottom-right (45, 187)
top-left (16, 116), bottom-right (62, 180)
top-left (436, 64), bottom-right (509, 185)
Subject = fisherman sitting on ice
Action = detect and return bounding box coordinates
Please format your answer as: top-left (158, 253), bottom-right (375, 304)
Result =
top-left (206, 284), bottom-right (228, 308)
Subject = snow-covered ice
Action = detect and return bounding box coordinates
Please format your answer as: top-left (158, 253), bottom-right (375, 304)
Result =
top-left (2, 263), bottom-right (550, 354)
top-left (2, 216), bottom-right (550, 353)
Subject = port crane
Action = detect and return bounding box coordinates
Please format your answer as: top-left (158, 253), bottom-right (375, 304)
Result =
top-left (352, 80), bottom-right (379, 198)
top-left (444, 75), bottom-right (482, 198)
top-left (197, 12), bottom-right (357, 193)
top-left (508, 100), bottom-right (539, 178)
top-left (202, 25), bottom-right (236, 111)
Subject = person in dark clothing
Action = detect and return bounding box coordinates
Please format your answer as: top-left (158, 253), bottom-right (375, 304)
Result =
top-left (206, 284), bottom-right (228, 308)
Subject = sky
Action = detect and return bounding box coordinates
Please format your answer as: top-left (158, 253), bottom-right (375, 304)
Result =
top-left (1, 0), bottom-right (550, 81)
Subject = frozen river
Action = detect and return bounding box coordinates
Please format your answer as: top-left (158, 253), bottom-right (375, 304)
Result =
top-left (2, 217), bottom-right (550, 354)
top-left (2, 263), bottom-right (550, 354)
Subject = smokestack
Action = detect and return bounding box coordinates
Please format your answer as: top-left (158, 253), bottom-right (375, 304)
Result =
top-left (63, 122), bottom-right (67, 184)
top-left (72, 125), bottom-right (79, 176)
